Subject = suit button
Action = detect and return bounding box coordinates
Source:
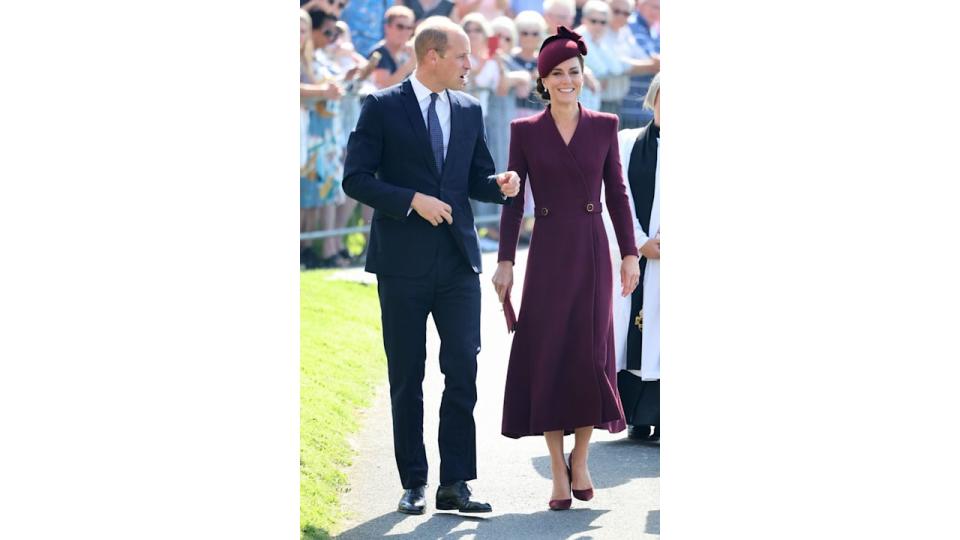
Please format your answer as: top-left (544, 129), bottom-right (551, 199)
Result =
top-left (586, 203), bottom-right (595, 212)
top-left (540, 207), bottom-right (549, 216)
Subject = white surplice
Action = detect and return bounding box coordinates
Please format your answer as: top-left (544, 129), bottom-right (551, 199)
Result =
top-left (641, 139), bottom-right (660, 380)
top-left (600, 128), bottom-right (660, 380)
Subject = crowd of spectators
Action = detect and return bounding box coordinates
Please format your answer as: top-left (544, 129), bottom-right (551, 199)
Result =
top-left (300, 0), bottom-right (660, 269)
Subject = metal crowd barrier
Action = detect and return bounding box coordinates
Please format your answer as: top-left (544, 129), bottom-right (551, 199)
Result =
top-left (299, 213), bottom-right (503, 240)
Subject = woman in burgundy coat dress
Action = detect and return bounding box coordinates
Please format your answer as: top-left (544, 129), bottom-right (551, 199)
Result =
top-left (492, 26), bottom-right (641, 511)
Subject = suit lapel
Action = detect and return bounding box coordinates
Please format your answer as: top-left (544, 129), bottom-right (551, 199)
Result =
top-left (400, 79), bottom-right (441, 181)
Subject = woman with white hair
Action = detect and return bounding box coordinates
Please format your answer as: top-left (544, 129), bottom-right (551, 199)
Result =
top-left (460, 13), bottom-right (501, 117)
top-left (602, 73), bottom-right (660, 440)
top-left (460, 13), bottom-right (506, 232)
top-left (511, 10), bottom-right (548, 118)
top-left (573, 0), bottom-right (620, 111)
top-left (486, 16), bottom-right (533, 172)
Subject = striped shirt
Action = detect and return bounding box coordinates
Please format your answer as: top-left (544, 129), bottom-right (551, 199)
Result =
top-left (620, 14), bottom-right (660, 127)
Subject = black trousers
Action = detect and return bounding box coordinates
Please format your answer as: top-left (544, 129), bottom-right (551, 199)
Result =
top-left (377, 229), bottom-right (481, 489)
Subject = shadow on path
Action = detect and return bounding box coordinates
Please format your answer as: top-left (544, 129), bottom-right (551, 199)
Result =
top-left (530, 437), bottom-right (660, 489)
top-left (646, 509), bottom-right (660, 535)
top-left (336, 509), bottom-right (611, 539)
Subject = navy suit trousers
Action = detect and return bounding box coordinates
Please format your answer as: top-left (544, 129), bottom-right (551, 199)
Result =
top-left (376, 227), bottom-right (481, 489)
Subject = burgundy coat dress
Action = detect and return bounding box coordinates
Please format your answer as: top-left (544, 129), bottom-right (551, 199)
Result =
top-left (499, 105), bottom-right (639, 438)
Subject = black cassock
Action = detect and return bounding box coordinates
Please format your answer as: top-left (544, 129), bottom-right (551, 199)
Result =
top-left (618, 120), bottom-right (659, 433)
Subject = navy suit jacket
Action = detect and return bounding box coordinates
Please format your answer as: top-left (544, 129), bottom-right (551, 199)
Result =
top-left (342, 78), bottom-right (511, 277)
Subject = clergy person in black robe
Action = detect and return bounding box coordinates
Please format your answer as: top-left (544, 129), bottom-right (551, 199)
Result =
top-left (615, 73), bottom-right (660, 441)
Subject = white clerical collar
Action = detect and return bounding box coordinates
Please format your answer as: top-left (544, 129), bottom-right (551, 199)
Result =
top-left (411, 70), bottom-right (449, 105)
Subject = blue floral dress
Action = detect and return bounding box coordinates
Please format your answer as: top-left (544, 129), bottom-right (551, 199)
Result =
top-left (301, 50), bottom-right (346, 207)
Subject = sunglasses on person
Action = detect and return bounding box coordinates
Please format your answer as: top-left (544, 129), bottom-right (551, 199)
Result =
top-left (587, 18), bottom-right (608, 25)
top-left (393, 22), bottom-right (414, 31)
top-left (327, 0), bottom-right (348, 8)
top-left (612, 8), bottom-right (631, 17)
top-left (519, 30), bottom-right (540, 37)
top-left (323, 28), bottom-right (342, 39)
top-left (465, 26), bottom-right (485, 35)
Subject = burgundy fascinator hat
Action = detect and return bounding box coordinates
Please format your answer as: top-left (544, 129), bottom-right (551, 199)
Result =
top-left (537, 26), bottom-right (588, 78)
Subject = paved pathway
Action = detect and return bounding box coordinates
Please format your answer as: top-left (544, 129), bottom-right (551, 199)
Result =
top-left (331, 249), bottom-right (660, 539)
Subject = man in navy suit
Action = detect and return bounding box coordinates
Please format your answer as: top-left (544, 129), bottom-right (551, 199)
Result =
top-left (342, 16), bottom-right (520, 515)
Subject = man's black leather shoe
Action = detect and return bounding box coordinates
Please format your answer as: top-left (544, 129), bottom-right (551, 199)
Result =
top-left (628, 424), bottom-right (653, 440)
top-left (435, 481), bottom-right (492, 513)
top-left (397, 486), bottom-right (426, 515)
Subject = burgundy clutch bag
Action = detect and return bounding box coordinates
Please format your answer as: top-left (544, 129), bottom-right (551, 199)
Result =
top-left (503, 295), bottom-right (517, 333)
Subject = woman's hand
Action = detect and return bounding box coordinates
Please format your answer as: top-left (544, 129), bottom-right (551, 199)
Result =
top-left (492, 261), bottom-right (514, 303)
top-left (620, 255), bottom-right (640, 297)
top-left (321, 82), bottom-right (344, 100)
top-left (639, 237), bottom-right (660, 260)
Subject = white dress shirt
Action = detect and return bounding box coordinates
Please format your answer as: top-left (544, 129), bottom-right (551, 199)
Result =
top-left (406, 72), bottom-right (506, 212)
top-left (410, 71), bottom-right (451, 160)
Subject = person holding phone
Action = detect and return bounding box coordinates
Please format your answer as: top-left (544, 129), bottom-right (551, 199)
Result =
top-left (301, 9), bottom-right (349, 268)
top-left (460, 13), bottom-right (505, 234)
top-left (460, 13), bottom-right (500, 118)
top-left (473, 16), bottom-right (533, 244)
top-left (486, 16), bottom-right (532, 173)
top-left (511, 10), bottom-right (548, 118)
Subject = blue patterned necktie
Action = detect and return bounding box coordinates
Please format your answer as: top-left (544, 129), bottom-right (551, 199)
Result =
top-left (428, 92), bottom-right (444, 173)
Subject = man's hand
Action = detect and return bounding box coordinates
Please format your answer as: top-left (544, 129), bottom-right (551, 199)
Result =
top-left (639, 237), bottom-right (660, 260)
top-left (411, 193), bottom-right (453, 226)
top-left (495, 171), bottom-right (520, 197)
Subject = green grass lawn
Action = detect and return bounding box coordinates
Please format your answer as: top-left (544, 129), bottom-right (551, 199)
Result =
top-left (301, 271), bottom-right (385, 540)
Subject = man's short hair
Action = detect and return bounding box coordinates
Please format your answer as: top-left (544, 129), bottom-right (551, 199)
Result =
top-left (414, 16), bottom-right (463, 61)
top-left (384, 5), bottom-right (415, 25)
